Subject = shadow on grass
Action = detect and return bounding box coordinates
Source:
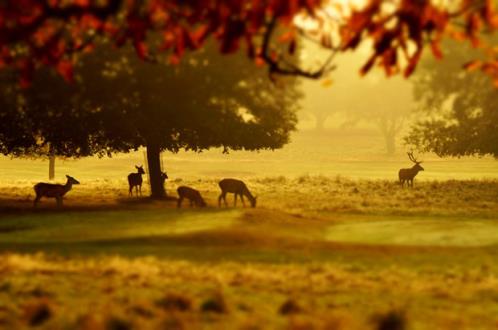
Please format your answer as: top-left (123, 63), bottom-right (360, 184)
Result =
top-left (0, 196), bottom-right (181, 217)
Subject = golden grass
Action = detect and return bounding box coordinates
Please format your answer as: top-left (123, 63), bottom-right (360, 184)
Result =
top-left (1, 175), bottom-right (497, 218)
top-left (1, 253), bottom-right (498, 329)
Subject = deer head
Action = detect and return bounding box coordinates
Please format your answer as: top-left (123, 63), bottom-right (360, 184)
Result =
top-left (66, 175), bottom-right (80, 185)
top-left (407, 152), bottom-right (424, 171)
top-left (135, 165), bottom-right (145, 175)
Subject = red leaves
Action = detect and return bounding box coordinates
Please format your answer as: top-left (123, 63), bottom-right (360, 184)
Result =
top-left (219, 19), bottom-right (246, 53)
top-left (463, 60), bottom-right (482, 72)
top-left (0, 0), bottom-right (498, 86)
top-left (430, 40), bottom-right (443, 59)
top-left (56, 59), bottom-right (74, 82)
top-left (133, 40), bottom-right (148, 60)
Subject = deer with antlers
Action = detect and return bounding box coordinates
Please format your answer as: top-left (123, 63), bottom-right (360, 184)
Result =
top-left (399, 152), bottom-right (424, 188)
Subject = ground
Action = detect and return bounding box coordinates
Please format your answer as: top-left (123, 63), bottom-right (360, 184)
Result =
top-left (0, 130), bottom-right (497, 329)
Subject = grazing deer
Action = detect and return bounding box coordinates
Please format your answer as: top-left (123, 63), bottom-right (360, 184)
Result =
top-left (33, 175), bottom-right (80, 207)
top-left (128, 165), bottom-right (145, 196)
top-left (399, 152), bottom-right (424, 188)
top-left (218, 178), bottom-right (257, 208)
top-left (177, 186), bottom-right (207, 208)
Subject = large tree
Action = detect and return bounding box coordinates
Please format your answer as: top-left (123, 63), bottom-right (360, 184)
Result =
top-left (0, 41), bottom-right (300, 197)
top-left (406, 40), bottom-right (498, 157)
top-left (80, 42), bottom-right (300, 197)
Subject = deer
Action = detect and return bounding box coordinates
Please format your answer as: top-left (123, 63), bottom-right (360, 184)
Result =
top-left (161, 171), bottom-right (168, 187)
top-left (177, 186), bottom-right (207, 208)
top-left (128, 165), bottom-right (145, 196)
top-left (399, 152), bottom-right (424, 188)
top-left (218, 178), bottom-right (257, 208)
top-left (33, 175), bottom-right (80, 207)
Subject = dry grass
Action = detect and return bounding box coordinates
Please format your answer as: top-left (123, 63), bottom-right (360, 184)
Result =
top-left (2, 176), bottom-right (497, 218)
top-left (1, 253), bottom-right (498, 329)
top-left (1, 176), bottom-right (498, 329)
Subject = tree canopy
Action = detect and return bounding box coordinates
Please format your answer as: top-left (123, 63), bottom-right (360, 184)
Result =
top-left (1, 1), bottom-right (498, 86)
top-left (0, 40), bottom-right (301, 196)
top-left (406, 39), bottom-right (498, 157)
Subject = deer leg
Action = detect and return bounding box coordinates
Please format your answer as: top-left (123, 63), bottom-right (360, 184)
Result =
top-left (139, 184), bottom-right (142, 196)
top-left (56, 197), bottom-right (62, 208)
top-left (218, 192), bottom-right (227, 207)
top-left (240, 195), bottom-right (245, 207)
top-left (129, 185), bottom-right (133, 196)
top-left (177, 197), bottom-right (183, 208)
top-left (33, 195), bottom-right (41, 207)
top-left (234, 193), bottom-right (238, 207)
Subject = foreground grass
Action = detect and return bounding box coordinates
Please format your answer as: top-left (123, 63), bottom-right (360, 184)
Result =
top-left (1, 252), bottom-right (498, 330)
top-left (1, 178), bottom-right (498, 329)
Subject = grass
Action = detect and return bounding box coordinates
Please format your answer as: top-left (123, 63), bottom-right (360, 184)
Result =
top-left (1, 130), bottom-right (498, 329)
top-left (1, 183), bottom-right (498, 329)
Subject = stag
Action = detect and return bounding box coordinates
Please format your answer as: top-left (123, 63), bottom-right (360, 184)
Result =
top-left (33, 175), bottom-right (80, 207)
top-left (399, 152), bottom-right (424, 188)
top-left (128, 165), bottom-right (145, 196)
top-left (218, 178), bottom-right (257, 208)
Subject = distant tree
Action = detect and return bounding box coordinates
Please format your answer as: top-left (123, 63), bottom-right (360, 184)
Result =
top-left (344, 76), bottom-right (413, 155)
top-left (406, 40), bottom-right (498, 157)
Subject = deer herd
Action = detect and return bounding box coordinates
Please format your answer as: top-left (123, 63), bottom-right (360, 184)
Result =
top-left (32, 152), bottom-right (423, 208)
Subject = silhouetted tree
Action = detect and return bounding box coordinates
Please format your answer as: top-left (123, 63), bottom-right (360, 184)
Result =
top-left (406, 40), bottom-right (498, 157)
top-left (81, 43), bottom-right (300, 197)
top-left (0, 41), bottom-right (301, 198)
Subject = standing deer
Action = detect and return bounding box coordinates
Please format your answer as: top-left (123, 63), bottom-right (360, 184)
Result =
top-left (177, 186), bottom-right (207, 208)
top-left (33, 175), bottom-right (80, 207)
top-left (218, 178), bottom-right (257, 208)
top-left (128, 165), bottom-right (145, 196)
top-left (399, 152), bottom-right (424, 188)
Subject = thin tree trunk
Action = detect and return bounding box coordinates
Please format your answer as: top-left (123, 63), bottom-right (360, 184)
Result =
top-left (146, 142), bottom-right (166, 199)
top-left (48, 155), bottom-right (55, 180)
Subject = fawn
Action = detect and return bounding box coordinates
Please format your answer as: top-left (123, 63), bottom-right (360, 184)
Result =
top-left (177, 186), bottom-right (207, 208)
top-left (128, 165), bottom-right (145, 196)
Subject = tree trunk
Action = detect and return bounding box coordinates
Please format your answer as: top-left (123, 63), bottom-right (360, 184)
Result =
top-left (146, 142), bottom-right (166, 199)
top-left (48, 155), bottom-right (55, 180)
top-left (384, 131), bottom-right (396, 155)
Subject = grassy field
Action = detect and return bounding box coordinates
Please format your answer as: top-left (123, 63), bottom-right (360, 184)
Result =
top-left (1, 130), bottom-right (498, 329)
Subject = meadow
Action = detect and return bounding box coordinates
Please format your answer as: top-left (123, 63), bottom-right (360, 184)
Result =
top-left (0, 130), bottom-right (498, 329)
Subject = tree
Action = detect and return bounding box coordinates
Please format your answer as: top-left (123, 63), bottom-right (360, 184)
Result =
top-left (0, 1), bottom-right (497, 86)
top-left (0, 41), bottom-right (301, 198)
top-left (343, 76), bottom-right (413, 155)
top-left (83, 43), bottom-right (300, 197)
top-left (406, 40), bottom-right (498, 157)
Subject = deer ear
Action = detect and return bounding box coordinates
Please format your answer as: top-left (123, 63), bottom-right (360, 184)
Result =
top-left (66, 175), bottom-right (70, 178)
